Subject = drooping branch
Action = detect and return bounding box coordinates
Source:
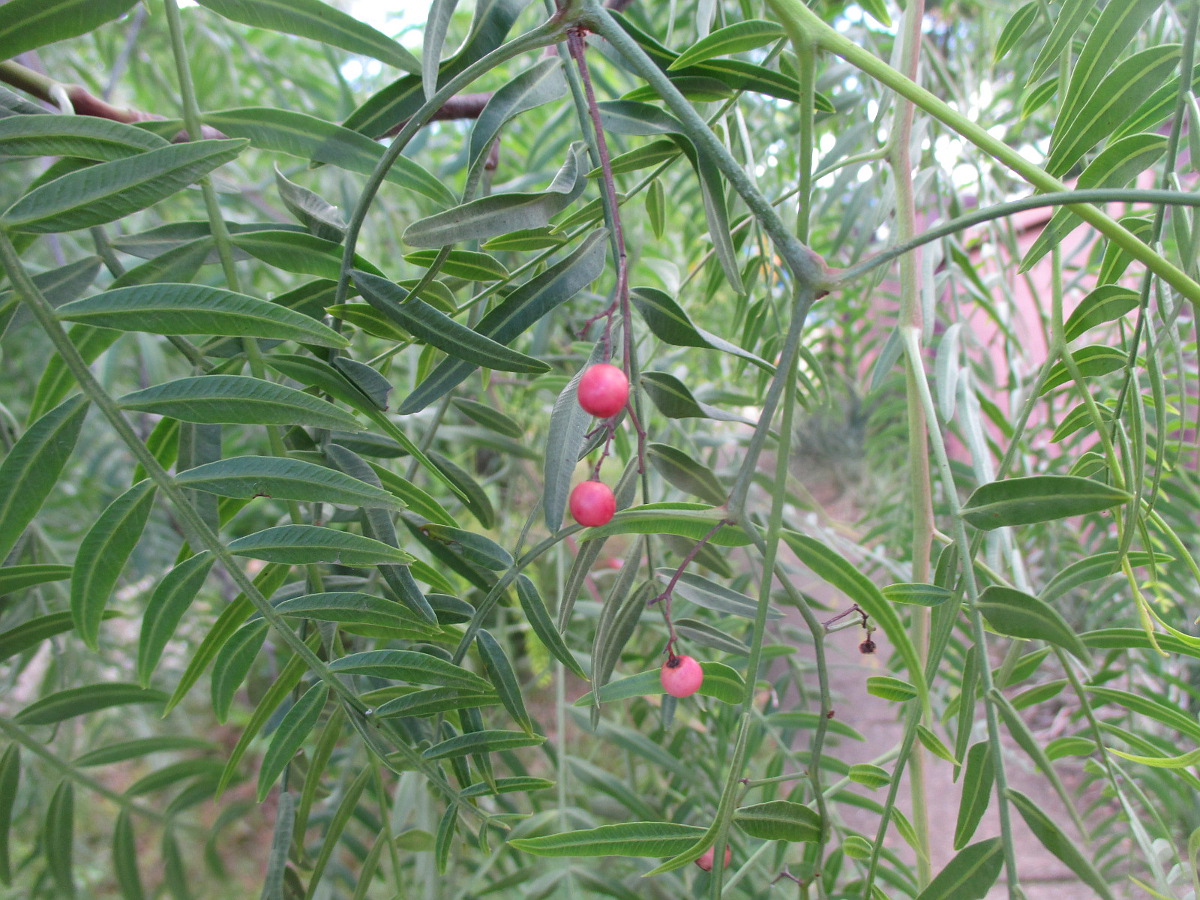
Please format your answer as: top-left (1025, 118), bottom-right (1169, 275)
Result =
top-left (1, 0), bottom-right (638, 136)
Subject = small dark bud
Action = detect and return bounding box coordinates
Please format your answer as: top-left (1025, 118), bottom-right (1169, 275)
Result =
top-left (859, 639), bottom-right (876, 655)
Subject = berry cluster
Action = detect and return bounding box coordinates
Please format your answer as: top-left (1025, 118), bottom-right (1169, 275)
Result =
top-left (568, 363), bottom-right (629, 528)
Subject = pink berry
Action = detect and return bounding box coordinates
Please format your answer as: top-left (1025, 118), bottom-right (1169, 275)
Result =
top-left (695, 845), bottom-right (732, 872)
top-left (577, 364), bottom-right (629, 418)
top-left (660, 654), bottom-right (703, 697)
top-left (569, 480), bottom-right (616, 527)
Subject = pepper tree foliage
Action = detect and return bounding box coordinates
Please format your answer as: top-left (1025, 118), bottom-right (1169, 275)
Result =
top-left (1, 0), bottom-right (1200, 897)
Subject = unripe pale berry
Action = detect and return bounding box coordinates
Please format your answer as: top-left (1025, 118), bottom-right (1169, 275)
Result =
top-left (577, 363), bottom-right (629, 418)
top-left (660, 654), bottom-right (703, 697)
top-left (569, 480), bottom-right (616, 527)
top-left (695, 845), bottom-right (732, 872)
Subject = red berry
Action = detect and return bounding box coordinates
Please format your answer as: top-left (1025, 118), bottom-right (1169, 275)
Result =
top-left (695, 845), bottom-right (732, 872)
top-left (660, 654), bottom-right (703, 697)
top-left (577, 364), bottom-right (629, 418)
top-left (569, 480), bottom-right (616, 527)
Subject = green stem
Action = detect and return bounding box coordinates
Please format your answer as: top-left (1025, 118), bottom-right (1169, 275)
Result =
top-left (765, 0), bottom-right (1200, 308)
top-left (162, 0), bottom-right (242, 295)
top-left (835, 189), bottom-right (1200, 287)
top-left (885, 0), bottom-right (933, 884)
top-left (901, 327), bottom-right (1021, 897)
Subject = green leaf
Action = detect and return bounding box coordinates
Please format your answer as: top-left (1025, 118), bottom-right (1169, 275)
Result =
top-left (211, 621), bottom-right (273, 727)
top-left (0, 396), bottom-right (88, 564)
top-left (372, 687), bottom-right (499, 719)
top-left (403, 143), bottom-right (588, 247)
top-left (194, 0), bottom-right (419, 72)
top-left (177, 456), bottom-right (404, 509)
top-left (428, 451), bottom-right (495, 529)
top-left (399, 230), bottom-right (607, 414)
top-left (647, 179), bottom-right (666, 239)
top-left (0, 745), bottom-right (18, 886)
top-left (0, 0), bottom-right (138, 60)
top-left (866, 676), bottom-right (918, 702)
top-left (216, 648), bottom-right (309, 795)
top-left (423, 0), bottom-right (458, 101)
top-left (353, 269), bottom-right (549, 374)
top-left (112, 810), bottom-right (145, 900)
top-left (477, 630), bottom-right (534, 734)
top-left (422, 525), bottom-right (511, 570)
top-left (1007, 790), bottom-right (1115, 900)
top-left (1, 139), bottom-right (246, 233)
top-left (0, 563), bottom-right (72, 595)
top-left (162, 570), bottom-right (280, 720)
top-left (422, 729), bottom-right (544, 760)
top-left (70, 480), bottom-right (156, 649)
top-left (1045, 45), bottom-right (1180, 178)
top-left (0, 613), bottom-right (119, 663)
top-left (1055, 0), bottom-right (1166, 133)
top-left (1042, 550), bottom-right (1159, 603)
top-left (960, 475), bottom-right (1130, 529)
top-left (461, 776), bottom-right (553, 798)
top-left (1110, 746), bottom-right (1200, 768)
top-left (881, 583), bottom-right (954, 607)
top-left (228, 525), bottom-right (413, 566)
top-left (668, 20), bottom-right (784, 70)
top-left (468, 57), bottom-right (565, 169)
top-left (954, 743), bottom-right (993, 850)
top-left (16, 684), bottom-right (166, 726)
top-left (1027, 0), bottom-right (1089, 83)
top-left (733, 800), bottom-right (821, 842)
top-left (257, 682), bottom-right (328, 802)
top-left (405, 249), bottom-right (510, 281)
top-left (1063, 285), bottom-right (1140, 343)
top-left (44, 781), bottom-right (75, 898)
top-left (453, 398), bottom-right (524, 438)
top-left (1040, 345), bottom-right (1127, 394)
top-left (119, 375), bottom-right (363, 431)
top-left (329, 649), bottom-right (493, 692)
top-left (977, 586), bottom-right (1090, 661)
top-left (274, 165), bottom-right (346, 242)
top-left (369, 464), bottom-right (458, 527)
top-left (573, 661), bottom-right (744, 706)
top-left (509, 822), bottom-right (706, 858)
top-left (678, 140), bottom-right (744, 293)
top-left (515, 575), bottom-right (587, 680)
top-left (654, 569), bottom-right (782, 620)
top-left (204, 108), bottom-right (454, 206)
top-left (72, 737), bottom-right (211, 768)
top-left (631, 287), bottom-right (771, 370)
top-left (848, 765), bottom-right (890, 791)
top-left (231, 229), bottom-right (384, 280)
top-left (915, 839), bottom-right (1003, 900)
top-left (28, 325), bottom-right (118, 424)
top-left (641, 371), bottom-right (752, 423)
top-left (647, 443), bottom-right (727, 506)
top-left (57, 283), bottom-right (347, 347)
top-left (995, 1), bottom-right (1039, 62)
top-left (583, 504), bottom-right (749, 546)
top-left (275, 592), bottom-right (436, 633)
top-left (0, 114), bottom-right (168, 161)
top-left (137, 552), bottom-right (213, 686)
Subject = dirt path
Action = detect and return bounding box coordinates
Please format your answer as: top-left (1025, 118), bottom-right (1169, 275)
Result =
top-left (786, 577), bottom-right (1122, 899)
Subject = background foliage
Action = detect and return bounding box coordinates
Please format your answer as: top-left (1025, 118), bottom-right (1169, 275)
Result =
top-left (1, 0), bottom-right (1200, 897)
